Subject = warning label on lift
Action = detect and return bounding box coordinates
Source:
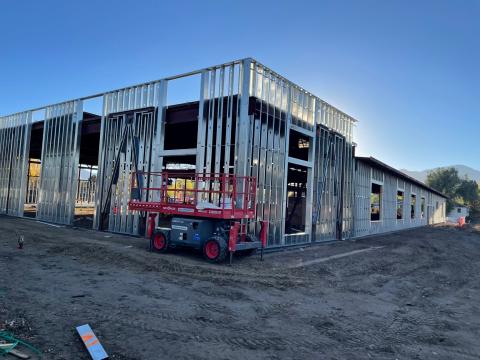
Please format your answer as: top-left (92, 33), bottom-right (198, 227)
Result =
top-left (172, 225), bottom-right (188, 231)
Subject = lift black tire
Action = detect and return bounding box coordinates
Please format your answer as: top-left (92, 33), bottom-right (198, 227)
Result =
top-left (203, 236), bottom-right (228, 263)
top-left (238, 234), bottom-right (259, 257)
top-left (150, 230), bottom-right (169, 253)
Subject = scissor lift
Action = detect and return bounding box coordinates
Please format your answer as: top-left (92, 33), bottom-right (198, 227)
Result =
top-left (128, 172), bottom-right (267, 263)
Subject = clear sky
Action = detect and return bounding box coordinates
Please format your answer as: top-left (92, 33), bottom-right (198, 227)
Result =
top-left (1, 0), bottom-right (478, 171)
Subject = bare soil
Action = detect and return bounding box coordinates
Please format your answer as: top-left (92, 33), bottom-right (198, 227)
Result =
top-left (1, 215), bottom-right (480, 359)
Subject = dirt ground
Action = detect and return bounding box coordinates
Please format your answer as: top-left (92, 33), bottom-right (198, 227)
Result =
top-left (1, 216), bottom-right (480, 360)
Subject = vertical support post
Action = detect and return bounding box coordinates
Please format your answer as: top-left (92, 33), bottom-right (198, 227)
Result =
top-left (196, 71), bottom-right (210, 205)
top-left (228, 221), bottom-right (240, 266)
top-left (93, 95), bottom-right (108, 230)
top-left (259, 220), bottom-right (268, 261)
top-left (151, 80), bottom-right (167, 189)
top-left (196, 71), bottom-right (209, 176)
top-left (67, 100), bottom-right (83, 225)
top-left (147, 213), bottom-right (157, 238)
top-left (214, 66), bottom-right (225, 177)
top-left (234, 58), bottom-right (252, 179)
top-left (352, 154), bottom-right (357, 237)
top-left (305, 101), bottom-right (317, 242)
top-left (234, 59), bottom-right (252, 241)
top-left (3, 116), bottom-right (15, 214)
top-left (17, 112), bottom-right (32, 217)
top-left (280, 86), bottom-right (292, 246)
top-left (205, 71), bottom-right (216, 177)
top-left (223, 65), bottom-right (235, 175)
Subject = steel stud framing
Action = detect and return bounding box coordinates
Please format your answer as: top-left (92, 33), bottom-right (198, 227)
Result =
top-left (0, 58), bottom-right (446, 247)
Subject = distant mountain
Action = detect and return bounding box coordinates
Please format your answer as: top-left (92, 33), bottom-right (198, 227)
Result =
top-left (400, 165), bottom-right (480, 184)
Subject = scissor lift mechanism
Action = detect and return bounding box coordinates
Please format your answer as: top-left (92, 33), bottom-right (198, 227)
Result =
top-left (128, 172), bottom-right (267, 263)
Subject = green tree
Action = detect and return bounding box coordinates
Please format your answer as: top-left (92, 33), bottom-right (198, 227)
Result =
top-left (469, 182), bottom-right (480, 216)
top-left (457, 178), bottom-right (479, 206)
top-left (426, 167), bottom-right (460, 213)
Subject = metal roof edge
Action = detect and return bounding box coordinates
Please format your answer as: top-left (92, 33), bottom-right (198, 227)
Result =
top-left (355, 156), bottom-right (448, 199)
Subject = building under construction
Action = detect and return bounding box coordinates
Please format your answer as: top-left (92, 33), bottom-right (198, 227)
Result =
top-left (0, 58), bottom-right (447, 248)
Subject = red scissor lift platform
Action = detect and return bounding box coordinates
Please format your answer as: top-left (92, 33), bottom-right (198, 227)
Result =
top-left (129, 172), bottom-right (257, 219)
top-left (128, 172), bottom-right (267, 263)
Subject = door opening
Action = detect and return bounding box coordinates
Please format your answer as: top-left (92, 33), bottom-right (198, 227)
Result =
top-left (285, 164), bottom-right (308, 234)
top-left (74, 111), bottom-right (101, 228)
top-left (24, 122), bottom-right (44, 218)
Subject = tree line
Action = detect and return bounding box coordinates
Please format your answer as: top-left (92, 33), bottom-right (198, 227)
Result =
top-left (426, 167), bottom-right (480, 215)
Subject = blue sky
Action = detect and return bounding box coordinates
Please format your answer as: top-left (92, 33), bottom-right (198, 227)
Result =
top-left (0, 0), bottom-right (478, 171)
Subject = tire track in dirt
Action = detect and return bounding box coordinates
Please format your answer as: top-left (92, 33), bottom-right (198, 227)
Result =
top-left (433, 348), bottom-right (480, 359)
top-left (46, 243), bottom-right (307, 290)
top-left (104, 303), bottom-right (301, 334)
top-left (97, 313), bottom-right (331, 351)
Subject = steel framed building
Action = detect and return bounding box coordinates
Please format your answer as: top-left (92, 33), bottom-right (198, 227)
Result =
top-left (353, 157), bottom-right (447, 238)
top-left (0, 58), bottom-right (446, 248)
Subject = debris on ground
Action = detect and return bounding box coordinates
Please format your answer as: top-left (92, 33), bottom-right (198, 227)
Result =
top-left (0, 331), bottom-right (41, 359)
top-left (76, 324), bottom-right (108, 360)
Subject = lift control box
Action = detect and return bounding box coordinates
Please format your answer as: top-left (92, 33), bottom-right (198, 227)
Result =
top-left (169, 217), bottom-right (214, 249)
